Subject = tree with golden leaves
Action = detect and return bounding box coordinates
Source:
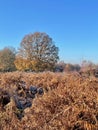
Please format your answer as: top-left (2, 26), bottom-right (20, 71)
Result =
top-left (15, 32), bottom-right (59, 71)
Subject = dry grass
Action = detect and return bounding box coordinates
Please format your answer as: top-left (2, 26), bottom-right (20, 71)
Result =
top-left (0, 71), bottom-right (98, 130)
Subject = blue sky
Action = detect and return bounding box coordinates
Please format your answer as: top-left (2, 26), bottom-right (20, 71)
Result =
top-left (0, 0), bottom-right (98, 64)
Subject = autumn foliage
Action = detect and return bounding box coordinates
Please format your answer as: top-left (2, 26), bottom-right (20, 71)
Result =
top-left (15, 32), bottom-right (59, 71)
top-left (0, 72), bottom-right (98, 130)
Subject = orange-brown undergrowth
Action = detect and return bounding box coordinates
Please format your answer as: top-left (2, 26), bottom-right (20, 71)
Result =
top-left (0, 72), bottom-right (98, 130)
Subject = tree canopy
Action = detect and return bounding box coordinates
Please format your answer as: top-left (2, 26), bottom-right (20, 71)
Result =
top-left (0, 47), bottom-right (16, 72)
top-left (15, 32), bottom-right (59, 71)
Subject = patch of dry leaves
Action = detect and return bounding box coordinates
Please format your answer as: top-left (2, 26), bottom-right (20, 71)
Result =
top-left (0, 71), bottom-right (98, 130)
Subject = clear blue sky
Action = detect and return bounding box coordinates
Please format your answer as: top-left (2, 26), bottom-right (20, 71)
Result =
top-left (0, 0), bottom-right (98, 64)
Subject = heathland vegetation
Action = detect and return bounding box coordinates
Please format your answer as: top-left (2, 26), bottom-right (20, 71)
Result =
top-left (0, 72), bottom-right (98, 129)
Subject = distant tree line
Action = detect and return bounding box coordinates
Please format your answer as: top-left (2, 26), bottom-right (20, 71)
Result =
top-left (0, 32), bottom-right (98, 72)
top-left (55, 60), bottom-right (98, 73)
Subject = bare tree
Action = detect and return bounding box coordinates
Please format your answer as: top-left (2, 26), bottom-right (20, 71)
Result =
top-left (15, 32), bottom-right (59, 71)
